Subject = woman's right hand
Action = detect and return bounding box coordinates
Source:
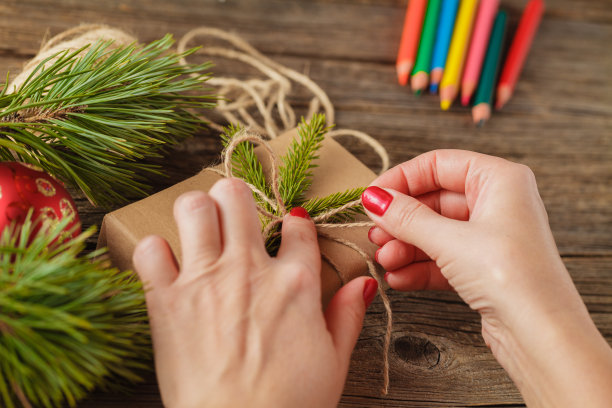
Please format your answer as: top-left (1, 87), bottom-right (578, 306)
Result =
top-left (361, 150), bottom-right (612, 407)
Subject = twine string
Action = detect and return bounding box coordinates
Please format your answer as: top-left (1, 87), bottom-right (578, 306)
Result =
top-left (211, 130), bottom-right (391, 394)
top-left (177, 26), bottom-right (390, 174)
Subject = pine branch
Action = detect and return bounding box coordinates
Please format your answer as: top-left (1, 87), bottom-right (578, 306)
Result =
top-left (300, 187), bottom-right (366, 222)
top-left (221, 115), bottom-right (366, 255)
top-left (0, 214), bottom-right (150, 408)
top-left (0, 34), bottom-right (215, 207)
top-left (278, 114), bottom-right (330, 207)
top-left (221, 124), bottom-right (273, 212)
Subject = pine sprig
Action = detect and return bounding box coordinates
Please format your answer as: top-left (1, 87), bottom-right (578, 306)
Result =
top-left (0, 34), bottom-right (215, 207)
top-left (221, 124), bottom-right (273, 211)
top-left (224, 115), bottom-right (366, 255)
top-left (302, 187), bottom-right (366, 222)
top-left (278, 114), bottom-right (330, 207)
top-left (0, 215), bottom-right (150, 408)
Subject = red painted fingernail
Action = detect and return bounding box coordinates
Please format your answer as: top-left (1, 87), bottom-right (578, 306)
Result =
top-left (368, 226), bottom-right (376, 242)
top-left (375, 247), bottom-right (382, 264)
top-left (361, 186), bottom-right (393, 216)
top-left (363, 278), bottom-right (378, 308)
top-left (289, 206), bottom-right (310, 219)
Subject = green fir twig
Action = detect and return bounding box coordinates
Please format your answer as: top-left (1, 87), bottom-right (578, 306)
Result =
top-left (0, 213), bottom-right (150, 408)
top-left (0, 34), bottom-right (216, 207)
top-left (223, 114), bottom-right (366, 254)
top-left (278, 114), bottom-right (329, 206)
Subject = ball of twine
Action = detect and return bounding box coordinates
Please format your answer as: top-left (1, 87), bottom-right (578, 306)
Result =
top-left (8, 24), bottom-right (136, 93)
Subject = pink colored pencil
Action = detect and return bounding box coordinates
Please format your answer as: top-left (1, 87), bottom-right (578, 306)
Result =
top-left (460, 0), bottom-right (499, 106)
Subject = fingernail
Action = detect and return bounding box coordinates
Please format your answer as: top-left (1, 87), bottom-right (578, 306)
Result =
top-left (289, 206), bottom-right (310, 219)
top-left (361, 186), bottom-right (393, 216)
top-left (363, 278), bottom-right (378, 308)
top-left (368, 226), bottom-right (376, 242)
top-left (375, 247), bottom-right (382, 264)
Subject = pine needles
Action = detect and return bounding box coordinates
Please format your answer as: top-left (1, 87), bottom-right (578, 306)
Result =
top-left (0, 215), bottom-right (150, 408)
top-left (222, 114), bottom-right (366, 253)
top-left (0, 34), bottom-right (215, 207)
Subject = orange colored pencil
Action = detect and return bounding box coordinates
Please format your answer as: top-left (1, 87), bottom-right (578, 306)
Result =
top-left (396, 0), bottom-right (428, 86)
top-left (496, 0), bottom-right (544, 109)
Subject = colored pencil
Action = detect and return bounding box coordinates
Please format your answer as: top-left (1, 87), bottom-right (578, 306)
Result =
top-left (411, 0), bottom-right (442, 94)
top-left (460, 0), bottom-right (499, 106)
top-left (396, 0), bottom-right (428, 86)
top-left (429, 0), bottom-right (460, 93)
top-left (472, 10), bottom-right (508, 126)
top-left (496, 0), bottom-right (544, 109)
top-left (440, 0), bottom-right (479, 110)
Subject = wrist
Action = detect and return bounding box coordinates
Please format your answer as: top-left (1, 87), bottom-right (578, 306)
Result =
top-left (485, 290), bottom-right (612, 407)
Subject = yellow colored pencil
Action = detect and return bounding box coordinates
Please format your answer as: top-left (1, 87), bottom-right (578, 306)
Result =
top-left (439, 0), bottom-right (479, 110)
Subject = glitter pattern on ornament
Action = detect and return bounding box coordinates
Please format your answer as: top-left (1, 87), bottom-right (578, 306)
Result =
top-left (0, 162), bottom-right (81, 237)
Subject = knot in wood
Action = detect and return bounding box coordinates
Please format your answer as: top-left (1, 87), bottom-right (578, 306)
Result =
top-left (394, 335), bottom-right (441, 369)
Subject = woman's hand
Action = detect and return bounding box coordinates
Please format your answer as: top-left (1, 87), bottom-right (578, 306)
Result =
top-left (132, 178), bottom-right (377, 408)
top-left (362, 149), bottom-right (612, 407)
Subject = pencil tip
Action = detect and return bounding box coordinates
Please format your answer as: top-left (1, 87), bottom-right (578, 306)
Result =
top-left (476, 119), bottom-right (485, 128)
top-left (397, 72), bottom-right (409, 86)
top-left (440, 99), bottom-right (451, 111)
top-left (415, 89), bottom-right (422, 96)
top-left (461, 95), bottom-right (470, 106)
top-left (429, 83), bottom-right (439, 94)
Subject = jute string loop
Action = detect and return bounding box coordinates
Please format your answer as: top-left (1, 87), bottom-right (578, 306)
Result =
top-left (210, 129), bottom-right (391, 394)
top-left (177, 27), bottom-right (390, 174)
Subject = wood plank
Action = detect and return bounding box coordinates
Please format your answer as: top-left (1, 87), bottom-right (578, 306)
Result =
top-left (74, 257), bottom-right (612, 407)
top-left (1, 0), bottom-right (611, 61)
top-left (0, 1), bottom-right (610, 406)
top-left (1, 1), bottom-right (609, 255)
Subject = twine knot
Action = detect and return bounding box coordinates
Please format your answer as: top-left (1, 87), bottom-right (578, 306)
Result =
top-left (213, 129), bottom-right (392, 395)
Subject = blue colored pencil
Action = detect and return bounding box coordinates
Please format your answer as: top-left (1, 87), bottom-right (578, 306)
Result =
top-left (429, 0), bottom-right (460, 93)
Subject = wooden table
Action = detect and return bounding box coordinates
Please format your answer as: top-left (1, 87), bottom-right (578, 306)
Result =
top-left (1, 0), bottom-right (611, 406)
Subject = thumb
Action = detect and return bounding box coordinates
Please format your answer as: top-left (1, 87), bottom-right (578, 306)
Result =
top-left (324, 276), bottom-right (377, 369)
top-left (361, 186), bottom-right (464, 259)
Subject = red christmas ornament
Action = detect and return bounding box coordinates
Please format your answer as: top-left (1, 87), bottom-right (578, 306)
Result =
top-left (0, 162), bottom-right (81, 238)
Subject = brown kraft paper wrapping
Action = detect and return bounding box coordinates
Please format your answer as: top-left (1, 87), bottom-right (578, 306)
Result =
top-left (97, 128), bottom-right (379, 306)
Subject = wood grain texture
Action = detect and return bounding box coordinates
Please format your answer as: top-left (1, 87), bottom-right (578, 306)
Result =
top-left (0, 0), bottom-right (610, 406)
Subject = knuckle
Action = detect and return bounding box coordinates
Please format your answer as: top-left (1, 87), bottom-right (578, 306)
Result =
top-left (506, 163), bottom-right (537, 186)
top-left (287, 223), bottom-right (317, 245)
top-left (395, 200), bottom-right (426, 230)
top-left (217, 177), bottom-right (250, 196)
top-left (175, 190), bottom-right (213, 213)
top-left (282, 263), bottom-right (317, 293)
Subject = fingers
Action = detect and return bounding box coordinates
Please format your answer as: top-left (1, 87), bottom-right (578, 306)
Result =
top-left (371, 149), bottom-right (506, 197)
top-left (368, 226), bottom-right (394, 247)
top-left (133, 235), bottom-right (179, 295)
top-left (385, 262), bottom-right (453, 291)
top-left (375, 239), bottom-right (429, 271)
top-left (276, 208), bottom-right (321, 277)
top-left (368, 190), bottom-right (469, 248)
top-left (174, 191), bottom-right (222, 272)
top-left (362, 186), bottom-right (465, 259)
top-left (208, 178), bottom-right (266, 252)
top-left (324, 276), bottom-right (375, 369)
top-left (417, 190), bottom-right (470, 221)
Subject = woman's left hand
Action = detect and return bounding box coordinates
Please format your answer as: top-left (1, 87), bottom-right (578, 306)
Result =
top-left (133, 178), bottom-right (377, 408)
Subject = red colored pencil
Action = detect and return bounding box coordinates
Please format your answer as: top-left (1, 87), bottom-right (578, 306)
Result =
top-left (396, 0), bottom-right (428, 86)
top-left (496, 0), bottom-right (545, 109)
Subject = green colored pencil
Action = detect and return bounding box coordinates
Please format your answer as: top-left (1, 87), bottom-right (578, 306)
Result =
top-left (472, 10), bottom-right (508, 126)
top-left (411, 0), bottom-right (442, 94)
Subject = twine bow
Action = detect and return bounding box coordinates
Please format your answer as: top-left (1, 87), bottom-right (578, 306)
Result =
top-left (210, 129), bottom-right (392, 395)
